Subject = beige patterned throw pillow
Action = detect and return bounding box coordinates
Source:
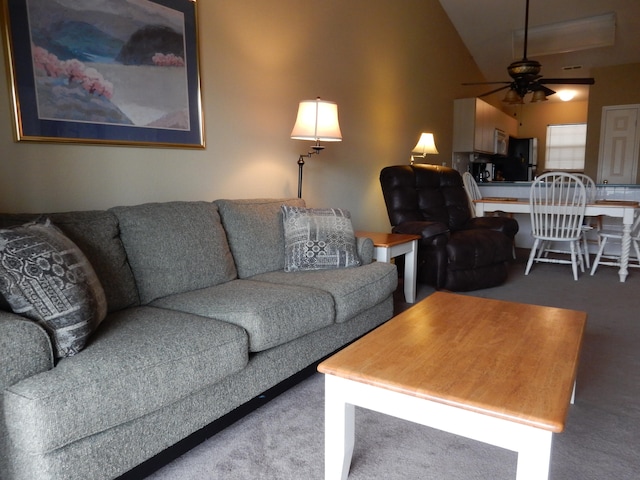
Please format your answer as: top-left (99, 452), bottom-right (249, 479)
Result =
top-left (0, 218), bottom-right (107, 358)
top-left (281, 206), bottom-right (361, 272)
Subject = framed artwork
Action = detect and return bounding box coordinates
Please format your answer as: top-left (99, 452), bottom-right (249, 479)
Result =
top-left (1, 0), bottom-right (205, 148)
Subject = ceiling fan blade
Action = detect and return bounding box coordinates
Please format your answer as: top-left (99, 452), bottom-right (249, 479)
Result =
top-left (539, 78), bottom-right (595, 85)
top-left (478, 85), bottom-right (511, 97)
top-left (462, 81), bottom-right (511, 86)
top-left (530, 83), bottom-right (556, 96)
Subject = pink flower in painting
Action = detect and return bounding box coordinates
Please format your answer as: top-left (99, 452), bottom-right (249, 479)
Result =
top-left (62, 59), bottom-right (86, 83)
top-left (152, 52), bottom-right (185, 67)
top-left (30, 44), bottom-right (114, 98)
top-left (80, 67), bottom-right (113, 99)
top-left (32, 45), bottom-right (64, 77)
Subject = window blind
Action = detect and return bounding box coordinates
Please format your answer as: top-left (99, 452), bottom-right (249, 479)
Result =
top-left (545, 123), bottom-right (587, 170)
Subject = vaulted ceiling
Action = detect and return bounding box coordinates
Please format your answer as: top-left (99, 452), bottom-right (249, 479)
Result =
top-left (438, 0), bottom-right (640, 102)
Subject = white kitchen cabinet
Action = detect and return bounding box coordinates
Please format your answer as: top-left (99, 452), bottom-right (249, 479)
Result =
top-left (453, 98), bottom-right (517, 153)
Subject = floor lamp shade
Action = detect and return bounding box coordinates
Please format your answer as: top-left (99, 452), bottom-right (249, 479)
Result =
top-left (291, 98), bottom-right (342, 141)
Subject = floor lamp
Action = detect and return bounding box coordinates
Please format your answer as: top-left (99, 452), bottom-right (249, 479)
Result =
top-left (291, 97), bottom-right (342, 198)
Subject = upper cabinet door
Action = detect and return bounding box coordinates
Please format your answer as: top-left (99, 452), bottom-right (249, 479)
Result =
top-left (453, 98), bottom-right (517, 154)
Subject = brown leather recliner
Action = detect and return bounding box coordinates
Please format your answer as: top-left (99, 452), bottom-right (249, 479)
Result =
top-left (380, 164), bottom-right (519, 291)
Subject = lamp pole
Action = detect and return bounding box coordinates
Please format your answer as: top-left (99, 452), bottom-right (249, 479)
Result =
top-left (296, 141), bottom-right (324, 199)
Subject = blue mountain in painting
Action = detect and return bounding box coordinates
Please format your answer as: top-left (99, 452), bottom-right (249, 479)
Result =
top-left (31, 21), bottom-right (123, 63)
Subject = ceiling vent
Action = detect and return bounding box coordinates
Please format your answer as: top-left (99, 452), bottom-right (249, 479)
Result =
top-left (513, 12), bottom-right (616, 58)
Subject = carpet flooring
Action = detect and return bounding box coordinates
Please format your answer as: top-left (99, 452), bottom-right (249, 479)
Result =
top-left (146, 253), bottom-right (640, 479)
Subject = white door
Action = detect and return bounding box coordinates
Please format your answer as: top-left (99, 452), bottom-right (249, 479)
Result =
top-left (597, 105), bottom-right (640, 184)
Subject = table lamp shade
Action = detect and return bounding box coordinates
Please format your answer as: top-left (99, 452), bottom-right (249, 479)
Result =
top-left (412, 133), bottom-right (438, 155)
top-left (291, 99), bottom-right (342, 142)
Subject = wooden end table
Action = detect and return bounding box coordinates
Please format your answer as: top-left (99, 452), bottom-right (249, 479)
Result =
top-left (355, 231), bottom-right (420, 303)
top-left (318, 292), bottom-right (586, 480)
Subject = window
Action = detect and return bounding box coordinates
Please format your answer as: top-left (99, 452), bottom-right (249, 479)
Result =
top-left (545, 123), bottom-right (587, 171)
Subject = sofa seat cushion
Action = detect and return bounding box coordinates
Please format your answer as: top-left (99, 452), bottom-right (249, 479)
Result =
top-left (447, 229), bottom-right (513, 270)
top-left (216, 198), bottom-right (305, 278)
top-left (251, 261), bottom-right (398, 323)
top-left (4, 306), bottom-right (248, 454)
top-left (151, 279), bottom-right (334, 352)
top-left (110, 202), bottom-right (237, 304)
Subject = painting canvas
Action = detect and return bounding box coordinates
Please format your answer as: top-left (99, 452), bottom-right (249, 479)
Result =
top-left (2, 0), bottom-right (204, 147)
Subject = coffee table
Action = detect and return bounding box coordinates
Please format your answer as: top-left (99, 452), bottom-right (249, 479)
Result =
top-left (317, 292), bottom-right (586, 480)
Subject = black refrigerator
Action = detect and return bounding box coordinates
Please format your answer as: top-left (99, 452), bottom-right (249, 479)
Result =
top-left (494, 137), bottom-right (538, 181)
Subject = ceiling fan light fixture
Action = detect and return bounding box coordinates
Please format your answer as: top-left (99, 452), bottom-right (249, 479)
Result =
top-left (557, 90), bottom-right (576, 101)
top-left (503, 89), bottom-right (523, 105)
top-left (531, 90), bottom-right (548, 103)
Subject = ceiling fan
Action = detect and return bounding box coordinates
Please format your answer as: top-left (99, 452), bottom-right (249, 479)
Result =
top-left (463, 0), bottom-right (595, 103)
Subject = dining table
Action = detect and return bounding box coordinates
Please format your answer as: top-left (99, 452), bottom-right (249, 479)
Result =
top-left (474, 197), bottom-right (639, 282)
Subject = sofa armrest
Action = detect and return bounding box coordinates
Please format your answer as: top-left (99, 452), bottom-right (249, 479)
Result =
top-left (392, 221), bottom-right (450, 244)
top-left (356, 236), bottom-right (374, 265)
top-left (0, 313), bottom-right (54, 391)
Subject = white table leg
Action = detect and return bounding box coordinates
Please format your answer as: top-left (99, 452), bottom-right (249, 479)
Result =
top-left (619, 221), bottom-right (632, 282)
top-left (373, 242), bottom-right (417, 303)
top-left (374, 247), bottom-right (391, 263)
top-left (324, 376), bottom-right (354, 480)
top-left (515, 429), bottom-right (553, 480)
top-left (403, 239), bottom-right (418, 303)
top-left (322, 375), bottom-right (560, 480)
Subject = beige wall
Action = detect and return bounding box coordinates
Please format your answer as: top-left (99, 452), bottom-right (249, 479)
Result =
top-left (0, 0), bottom-right (484, 232)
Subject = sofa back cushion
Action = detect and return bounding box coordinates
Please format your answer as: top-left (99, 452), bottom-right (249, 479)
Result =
top-left (216, 198), bottom-right (305, 278)
top-left (0, 211), bottom-right (139, 312)
top-left (111, 202), bottom-right (237, 304)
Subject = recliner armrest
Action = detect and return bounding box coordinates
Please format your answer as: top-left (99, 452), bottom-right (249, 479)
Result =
top-left (464, 216), bottom-right (519, 239)
top-left (392, 221), bottom-right (450, 243)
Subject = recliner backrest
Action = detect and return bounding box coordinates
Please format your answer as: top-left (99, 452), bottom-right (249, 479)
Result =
top-left (380, 165), bottom-right (472, 229)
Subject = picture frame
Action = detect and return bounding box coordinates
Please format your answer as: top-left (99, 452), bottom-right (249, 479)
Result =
top-left (1, 0), bottom-right (205, 148)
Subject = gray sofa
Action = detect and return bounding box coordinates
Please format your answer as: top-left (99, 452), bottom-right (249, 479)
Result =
top-left (0, 198), bottom-right (397, 480)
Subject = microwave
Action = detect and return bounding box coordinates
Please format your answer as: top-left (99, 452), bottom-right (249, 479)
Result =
top-left (494, 129), bottom-right (508, 156)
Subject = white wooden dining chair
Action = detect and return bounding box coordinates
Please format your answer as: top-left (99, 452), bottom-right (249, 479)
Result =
top-left (537, 173), bottom-right (594, 268)
top-left (462, 171), bottom-right (516, 258)
top-left (590, 211), bottom-right (640, 275)
top-left (525, 172), bottom-right (587, 280)
top-left (462, 172), bottom-right (481, 217)
top-left (574, 173), bottom-right (599, 267)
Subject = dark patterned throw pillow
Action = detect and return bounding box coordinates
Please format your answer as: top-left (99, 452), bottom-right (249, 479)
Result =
top-left (281, 206), bottom-right (361, 272)
top-left (0, 218), bottom-right (107, 358)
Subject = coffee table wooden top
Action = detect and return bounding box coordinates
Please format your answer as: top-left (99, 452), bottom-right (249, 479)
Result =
top-left (318, 292), bottom-right (586, 432)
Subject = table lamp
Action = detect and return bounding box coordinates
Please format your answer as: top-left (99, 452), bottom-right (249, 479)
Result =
top-left (410, 132), bottom-right (438, 165)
